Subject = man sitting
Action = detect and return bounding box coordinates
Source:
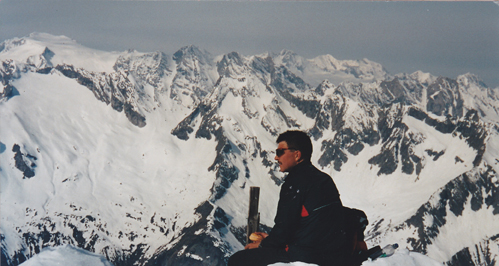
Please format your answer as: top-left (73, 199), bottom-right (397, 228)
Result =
top-left (228, 131), bottom-right (348, 266)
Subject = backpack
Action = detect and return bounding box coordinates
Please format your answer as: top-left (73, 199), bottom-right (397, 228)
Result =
top-left (343, 206), bottom-right (381, 266)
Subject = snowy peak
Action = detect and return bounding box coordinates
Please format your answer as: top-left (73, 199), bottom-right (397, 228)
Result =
top-left (328, 73), bottom-right (499, 123)
top-left (0, 33), bottom-right (74, 55)
top-left (114, 50), bottom-right (172, 87)
top-left (217, 51), bottom-right (249, 78)
top-left (457, 73), bottom-right (489, 89)
top-left (273, 49), bottom-right (306, 72)
top-left (272, 50), bottom-right (389, 87)
top-left (170, 45), bottom-right (217, 106)
top-left (0, 33), bottom-right (120, 73)
top-left (403, 70), bottom-right (437, 85)
top-left (422, 75), bottom-right (499, 122)
top-left (215, 52), bottom-right (275, 85)
top-left (309, 54), bottom-right (385, 76)
top-left (314, 79), bottom-right (336, 96)
top-left (173, 45), bottom-right (212, 65)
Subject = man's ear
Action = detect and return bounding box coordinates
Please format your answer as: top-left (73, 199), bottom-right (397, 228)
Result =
top-left (294, 150), bottom-right (303, 162)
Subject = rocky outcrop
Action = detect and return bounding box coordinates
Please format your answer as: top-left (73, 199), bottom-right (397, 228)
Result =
top-left (12, 144), bottom-right (37, 179)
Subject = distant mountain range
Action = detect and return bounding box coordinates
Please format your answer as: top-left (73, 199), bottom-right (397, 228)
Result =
top-left (1, 32), bottom-right (498, 266)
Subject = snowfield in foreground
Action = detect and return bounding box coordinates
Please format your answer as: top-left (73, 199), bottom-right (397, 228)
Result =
top-left (19, 245), bottom-right (113, 266)
top-left (20, 245), bottom-right (443, 266)
top-left (270, 248), bottom-right (443, 266)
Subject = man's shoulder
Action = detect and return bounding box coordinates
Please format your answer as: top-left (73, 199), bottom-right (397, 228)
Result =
top-left (307, 163), bottom-right (333, 180)
top-left (291, 163), bottom-right (333, 184)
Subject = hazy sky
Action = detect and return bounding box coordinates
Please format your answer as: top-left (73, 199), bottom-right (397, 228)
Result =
top-left (1, 0), bottom-right (498, 87)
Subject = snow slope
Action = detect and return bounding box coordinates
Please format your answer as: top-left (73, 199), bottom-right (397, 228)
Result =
top-left (19, 245), bottom-right (113, 266)
top-left (1, 70), bottom-right (218, 262)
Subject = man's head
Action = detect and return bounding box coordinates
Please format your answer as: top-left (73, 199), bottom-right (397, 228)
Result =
top-left (275, 131), bottom-right (313, 172)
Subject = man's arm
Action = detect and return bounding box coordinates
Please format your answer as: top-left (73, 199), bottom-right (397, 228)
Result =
top-left (259, 182), bottom-right (303, 249)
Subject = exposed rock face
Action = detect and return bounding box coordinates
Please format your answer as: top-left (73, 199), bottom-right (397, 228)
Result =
top-left (12, 144), bottom-right (36, 179)
top-left (150, 202), bottom-right (232, 266)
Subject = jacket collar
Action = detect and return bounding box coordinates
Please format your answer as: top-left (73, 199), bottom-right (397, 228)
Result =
top-left (285, 161), bottom-right (312, 180)
top-left (290, 160), bottom-right (312, 172)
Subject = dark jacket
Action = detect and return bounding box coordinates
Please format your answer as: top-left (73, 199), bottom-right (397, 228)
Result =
top-left (260, 162), bottom-right (348, 265)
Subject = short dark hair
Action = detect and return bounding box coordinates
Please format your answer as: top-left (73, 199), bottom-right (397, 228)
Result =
top-left (276, 130), bottom-right (313, 162)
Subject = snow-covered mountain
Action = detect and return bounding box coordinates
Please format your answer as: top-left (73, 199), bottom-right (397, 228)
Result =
top-left (1, 33), bottom-right (498, 266)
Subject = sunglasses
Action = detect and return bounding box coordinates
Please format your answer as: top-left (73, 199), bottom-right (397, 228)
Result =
top-left (275, 148), bottom-right (296, 157)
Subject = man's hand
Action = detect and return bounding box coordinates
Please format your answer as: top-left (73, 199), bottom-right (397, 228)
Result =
top-left (245, 232), bottom-right (268, 249)
top-left (244, 242), bottom-right (260, 250)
